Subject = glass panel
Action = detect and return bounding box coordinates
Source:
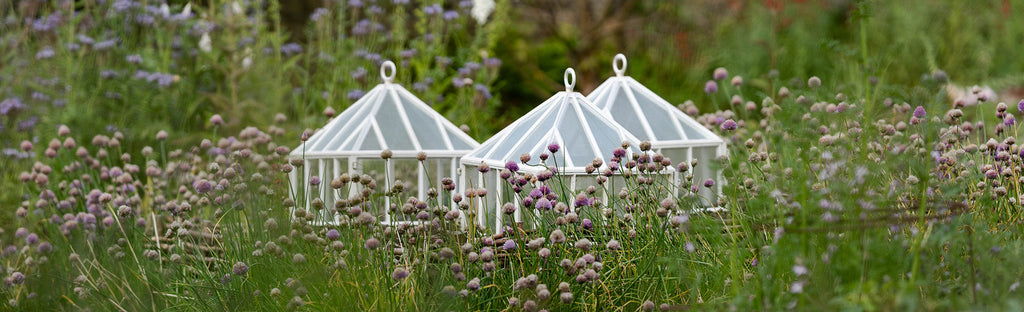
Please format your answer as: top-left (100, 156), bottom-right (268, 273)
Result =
top-left (375, 95), bottom-right (415, 150)
top-left (484, 112), bottom-right (540, 162)
top-left (449, 127), bottom-right (474, 150)
top-left (693, 146), bottom-right (719, 206)
top-left (607, 88), bottom-right (649, 141)
top-left (681, 118), bottom-right (711, 140)
top-left (391, 159), bottom-right (419, 198)
top-left (633, 87), bottom-right (682, 141)
top-left (580, 106), bottom-right (626, 159)
top-left (426, 158), bottom-right (454, 189)
top-left (360, 126), bottom-right (381, 150)
top-left (402, 93), bottom-right (448, 150)
top-left (558, 104), bottom-right (596, 168)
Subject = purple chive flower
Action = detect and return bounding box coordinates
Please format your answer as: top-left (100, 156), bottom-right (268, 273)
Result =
top-left (194, 179), bottom-right (213, 194)
top-left (233, 262), bottom-right (249, 275)
top-left (913, 105), bottom-right (929, 117)
top-left (210, 114), bottom-right (224, 126)
top-left (10, 272), bottom-right (25, 285)
top-left (704, 80), bottom-right (718, 94)
top-left (392, 267), bottom-right (409, 281)
top-left (326, 229), bottom-right (340, 240)
top-left (309, 176), bottom-right (321, 186)
top-left (503, 239), bottom-right (517, 251)
top-left (720, 119), bottom-right (737, 131)
top-left (703, 178), bottom-right (716, 188)
top-left (574, 193), bottom-right (591, 207)
top-left (348, 0), bottom-right (363, 8)
top-left (126, 54), bottom-right (143, 64)
top-left (25, 233), bottom-right (39, 245)
top-left (1018, 100), bottom-right (1024, 113)
top-left (535, 198), bottom-right (552, 210)
top-left (581, 218), bottom-right (593, 230)
top-left (713, 67), bottom-right (728, 80)
top-left (1006, 116), bottom-right (1016, 126)
top-left (505, 161), bottom-right (519, 172)
top-left (547, 143), bottom-right (560, 153)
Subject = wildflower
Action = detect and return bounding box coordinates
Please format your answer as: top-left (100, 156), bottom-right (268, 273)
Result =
top-left (548, 142), bottom-right (560, 153)
top-left (467, 278), bottom-right (481, 291)
top-left (704, 80), bottom-right (718, 94)
top-left (326, 229), bottom-right (340, 240)
top-left (364, 237), bottom-right (380, 250)
top-left (720, 119), bottom-right (737, 131)
top-left (292, 253), bottom-right (306, 264)
top-left (281, 43), bottom-right (303, 55)
top-left (443, 10), bottom-right (459, 20)
top-left (731, 76), bottom-right (743, 87)
top-left (642, 300), bottom-right (656, 311)
top-left (210, 114), bottom-right (224, 126)
top-left (10, 272), bottom-right (25, 285)
top-left (194, 179), bottom-right (213, 194)
top-left (560, 292), bottom-right (574, 303)
top-left (575, 238), bottom-right (592, 251)
top-left (471, 0), bottom-right (495, 23)
top-left (392, 267), bottom-right (409, 281)
top-left (793, 264), bottom-right (808, 276)
top-left (703, 178), bottom-right (716, 188)
top-left (503, 239), bottom-right (517, 251)
top-left (790, 281), bottom-right (804, 293)
top-left (199, 33), bottom-right (212, 52)
top-left (347, 89), bottom-right (364, 101)
top-left (606, 239), bottom-right (620, 250)
top-left (380, 149), bottom-right (393, 159)
top-left (808, 76), bottom-right (822, 88)
top-left (25, 233), bottom-right (39, 245)
top-left (713, 67), bottom-right (728, 80)
top-left (549, 229), bottom-right (566, 244)
top-left (309, 176), bottom-right (321, 186)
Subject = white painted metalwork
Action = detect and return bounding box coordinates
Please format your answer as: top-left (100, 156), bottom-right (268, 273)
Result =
top-left (587, 53), bottom-right (727, 206)
top-left (461, 67), bottom-right (664, 234)
top-left (288, 61), bottom-right (480, 226)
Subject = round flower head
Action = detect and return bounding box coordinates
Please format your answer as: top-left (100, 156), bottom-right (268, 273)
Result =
top-left (505, 161), bottom-right (519, 172)
top-left (703, 178), bottom-right (716, 188)
top-left (913, 106), bottom-right (926, 118)
top-left (808, 76), bottom-right (822, 88)
top-left (713, 67), bottom-right (728, 80)
top-left (503, 239), bottom-right (517, 251)
top-left (392, 267), bottom-right (409, 281)
top-left (326, 229), bottom-right (340, 240)
top-left (1018, 99), bottom-right (1024, 113)
top-left (547, 142), bottom-right (560, 153)
top-left (704, 80), bottom-right (718, 94)
top-left (209, 114), bottom-right (224, 126)
top-left (233, 262), bottom-right (249, 275)
top-left (720, 119), bottom-right (737, 131)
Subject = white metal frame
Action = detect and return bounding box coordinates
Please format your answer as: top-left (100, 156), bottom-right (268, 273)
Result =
top-left (587, 54), bottom-right (728, 205)
top-left (459, 68), bottom-right (681, 234)
top-left (288, 61), bottom-right (479, 226)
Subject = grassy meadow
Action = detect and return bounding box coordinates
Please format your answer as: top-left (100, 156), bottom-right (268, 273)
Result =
top-left (2, 0), bottom-right (1024, 311)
